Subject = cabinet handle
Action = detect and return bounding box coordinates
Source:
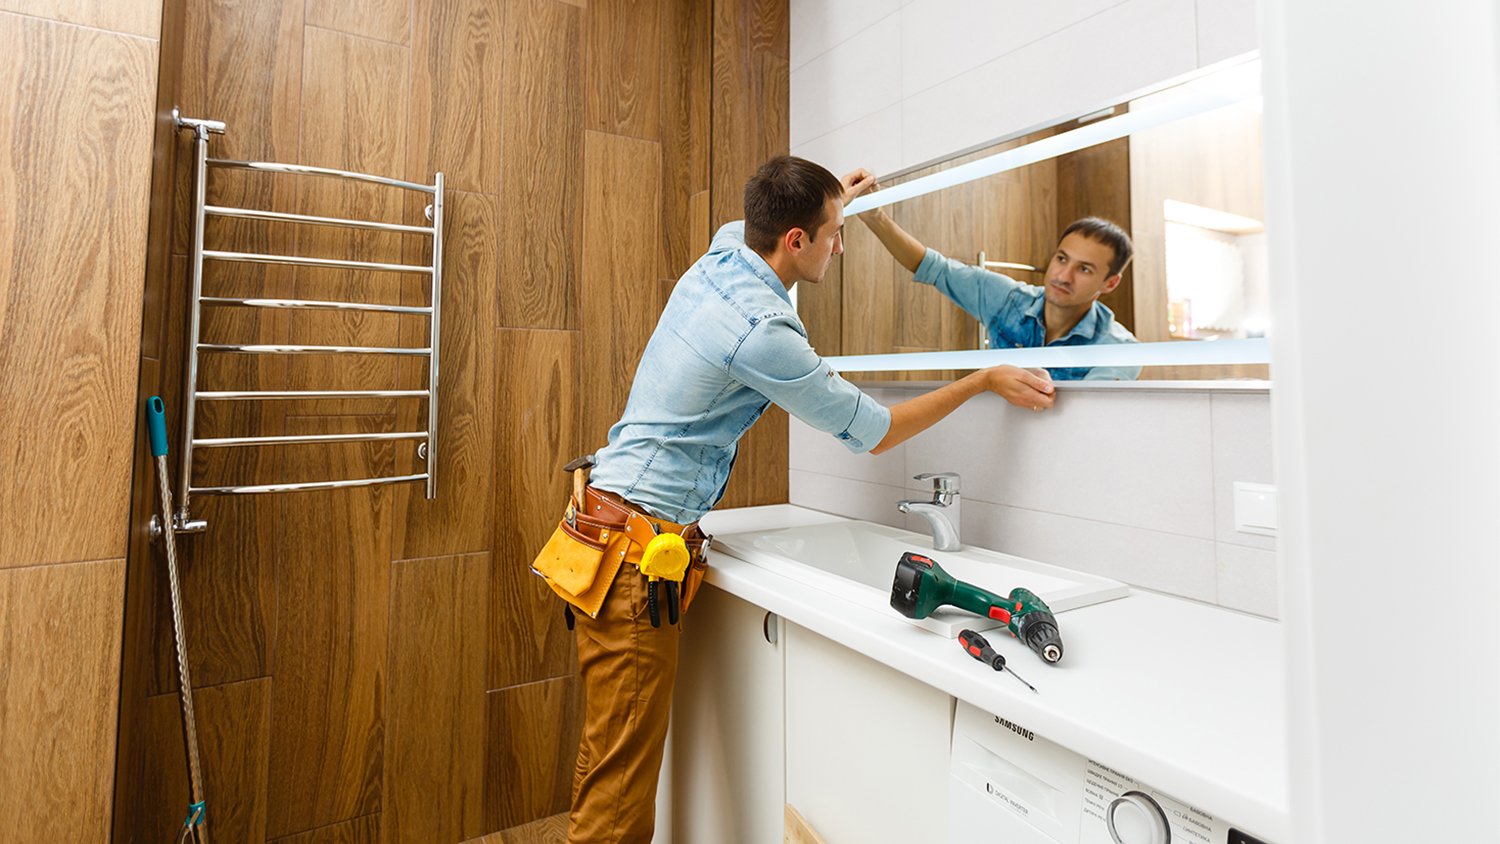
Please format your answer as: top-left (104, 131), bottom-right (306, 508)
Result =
top-left (763, 611), bottom-right (778, 645)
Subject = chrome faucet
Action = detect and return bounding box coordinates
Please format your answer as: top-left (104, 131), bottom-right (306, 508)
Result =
top-left (897, 472), bottom-right (961, 552)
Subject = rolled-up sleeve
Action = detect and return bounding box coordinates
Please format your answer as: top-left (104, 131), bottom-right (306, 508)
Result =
top-left (914, 247), bottom-right (1023, 325)
top-left (728, 317), bottom-right (891, 453)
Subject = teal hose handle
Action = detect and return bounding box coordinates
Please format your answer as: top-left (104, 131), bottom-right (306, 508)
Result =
top-left (147, 396), bottom-right (169, 457)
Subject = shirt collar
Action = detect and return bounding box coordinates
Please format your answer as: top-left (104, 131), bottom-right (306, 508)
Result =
top-left (1024, 294), bottom-right (1113, 344)
top-left (735, 243), bottom-right (795, 306)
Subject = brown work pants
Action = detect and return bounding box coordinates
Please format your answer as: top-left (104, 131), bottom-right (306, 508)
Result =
top-left (567, 540), bottom-right (682, 843)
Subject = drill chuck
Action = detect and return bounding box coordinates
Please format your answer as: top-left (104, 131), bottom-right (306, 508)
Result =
top-left (1016, 610), bottom-right (1064, 664)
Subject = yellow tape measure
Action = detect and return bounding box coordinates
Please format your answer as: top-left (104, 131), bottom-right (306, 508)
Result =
top-left (639, 531), bottom-right (690, 582)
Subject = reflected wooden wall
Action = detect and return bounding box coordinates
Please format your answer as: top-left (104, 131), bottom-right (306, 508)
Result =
top-left (817, 130), bottom-right (1064, 382)
top-left (114, 0), bottom-right (789, 841)
top-left (0, 0), bottom-right (161, 838)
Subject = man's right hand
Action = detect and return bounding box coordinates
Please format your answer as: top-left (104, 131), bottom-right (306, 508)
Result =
top-left (984, 365), bottom-right (1055, 411)
top-left (840, 168), bottom-right (878, 206)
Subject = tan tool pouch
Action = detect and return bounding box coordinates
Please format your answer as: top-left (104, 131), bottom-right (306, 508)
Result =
top-left (531, 504), bottom-right (628, 619)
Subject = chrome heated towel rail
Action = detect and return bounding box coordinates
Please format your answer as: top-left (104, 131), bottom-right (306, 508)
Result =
top-left (172, 112), bottom-right (444, 533)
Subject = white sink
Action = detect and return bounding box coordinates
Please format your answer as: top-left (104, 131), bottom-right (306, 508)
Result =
top-left (710, 516), bottom-right (1129, 637)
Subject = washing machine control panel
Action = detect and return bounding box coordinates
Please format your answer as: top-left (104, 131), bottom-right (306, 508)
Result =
top-left (947, 700), bottom-right (1274, 844)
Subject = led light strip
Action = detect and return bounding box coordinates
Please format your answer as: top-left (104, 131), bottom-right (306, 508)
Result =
top-left (826, 337), bottom-right (1269, 373)
top-left (844, 88), bottom-right (1252, 216)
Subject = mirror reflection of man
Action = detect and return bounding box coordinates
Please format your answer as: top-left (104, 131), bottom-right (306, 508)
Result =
top-left (848, 170), bottom-right (1140, 381)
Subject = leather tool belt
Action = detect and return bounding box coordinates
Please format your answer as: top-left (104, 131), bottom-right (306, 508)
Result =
top-left (530, 460), bottom-right (709, 623)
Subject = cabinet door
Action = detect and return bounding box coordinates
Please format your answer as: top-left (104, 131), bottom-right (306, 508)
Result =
top-left (661, 585), bottom-right (785, 844)
top-left (784, 622), bottom-right (954, 844)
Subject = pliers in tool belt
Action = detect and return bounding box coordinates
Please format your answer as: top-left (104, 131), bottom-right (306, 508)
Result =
top-left (640, 522), bottom-right (689, 628)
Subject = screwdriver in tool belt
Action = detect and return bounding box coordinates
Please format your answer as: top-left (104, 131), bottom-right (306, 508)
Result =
top-left (958, 629), bottom-right (1038, 693)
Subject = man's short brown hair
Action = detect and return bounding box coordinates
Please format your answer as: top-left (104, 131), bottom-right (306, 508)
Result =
top-left (743, 155), bottom-right (843, 254)
top-left (1060, 216), bottom-right (1134, 277)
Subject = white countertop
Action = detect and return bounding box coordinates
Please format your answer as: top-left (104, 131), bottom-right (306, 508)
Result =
top-left (698, 504), bottom-right (1290, 843)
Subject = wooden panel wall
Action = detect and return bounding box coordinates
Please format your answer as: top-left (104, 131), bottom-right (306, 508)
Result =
top-left (0, 0), bottom-right (160, 837)
top-left (114, 1), bottom-right (790, 842)
top-left (1130, 99), bottom-right (1266, 385)
top-left (1056, 137), bottom-right (1135, 331)
top-left (712, 0), bottom-right (791, 509)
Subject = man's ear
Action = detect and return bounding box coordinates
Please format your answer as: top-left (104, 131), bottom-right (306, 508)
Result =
top-left (783, 227), bottom-right (806, 254)
top-left (1102, 273), bottom-right (1123, 294)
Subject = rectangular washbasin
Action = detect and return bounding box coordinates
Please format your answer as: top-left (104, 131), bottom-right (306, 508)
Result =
top-left (710, 517), bottom-right (1129, 637)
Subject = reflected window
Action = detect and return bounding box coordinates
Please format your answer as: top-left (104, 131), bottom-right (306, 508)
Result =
top-left (1162, 200), bottom-right (1269, 340)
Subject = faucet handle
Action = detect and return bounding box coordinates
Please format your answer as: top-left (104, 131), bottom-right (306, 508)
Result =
top-left (914, 471), bottom-right (960, 494)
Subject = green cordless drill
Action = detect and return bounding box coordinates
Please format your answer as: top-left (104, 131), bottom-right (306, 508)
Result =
top-left (890, 551), bottom-right (1065, 664)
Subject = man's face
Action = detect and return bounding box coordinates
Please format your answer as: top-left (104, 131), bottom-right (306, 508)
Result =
top-left (791, 197), bottom-right (845, 283)
top-left (1044, 232), bottom-right (1121, 307)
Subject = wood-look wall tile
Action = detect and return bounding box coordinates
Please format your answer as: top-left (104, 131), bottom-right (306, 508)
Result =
top-left (408, 0), bottom-right (502, 193)
top-left (799, 248), bottom-right (841, 356)
top-left (384, 553), bottom-right (488, 843)
top-left (1056, 139), bottom-right (1134, 330)
top-left (584, 0), bottom-right (662, 141)
top-left (146, 481), bottom-right (278, 694)
top-left (498, 0), bottom-right (582, 330)
top-left (747, 0), bottom-right (789, 56)
top-left (174, 0), bottom-right (303, 256)
top-left (484, 678), bottom-right (585, 830)
top-left (0, 559), bottom-right (125, 842)
top-left (755, 50), bottom-right (789, 161)
top-left (272, 813), bottom-right (381, 844)
top-left (483, 812), bottom-right (569, 843)
top-left (579, 130), bottom-right (662, 446)
top-left (0, 0), bottom-right (161, 38)
top-left (267, 417), bottom-right (395, 838)
top-left (658, 0), bottom-right (710, 280)
top-left (839, 218), bottom-right (897, 356)
top-left (307, 0), bottom-right (410, 46)
top-left (710, 0), bottom-right (752, 229)
top-left (289, 28), bottom-right (412, 417)
top-left (492, 329), bottom-right (578, 689)
top-left (0, 15), bottom-right (156, 567)
top-left (392, 191), bottom-right (496, 559)
top-left (716, 405), bottom-right (790, 508)
top-left (134, 680), bottom-right (272, 843)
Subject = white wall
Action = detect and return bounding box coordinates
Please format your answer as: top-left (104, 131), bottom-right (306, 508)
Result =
top-left (790, 0), bottom-right (1259, 178)
top-left (1261, 0), bottom-right (1500, 841)
top-left (789, 384), bottom-right (1279, 617)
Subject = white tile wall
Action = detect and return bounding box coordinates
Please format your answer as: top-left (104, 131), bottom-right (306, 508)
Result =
top-left (899, 0), bottom-right (1127, 98)
top-left (1215, 541), bottom-right (1278, 617)
top-left (789, 13), bottom-right (904, 148)
top-left (904, 389), bottom-right (1215, 538)
top-left (965, 499), bottom-right (1219, 602)
top-left (785, 385), bottom-right (1277, 617)
top-left (1210, 391), bottom-right (1277, 550)
top-left (790, 0), bottom-right (1258, 175)
top-left (1196, 0), bottom-right (1260, 67)
top-left (791, 104), bottom-right (904, 183)
top-left (790, 0), bottom-right (910, 71)
top-left (901, 0), bottom-right (1199, 168)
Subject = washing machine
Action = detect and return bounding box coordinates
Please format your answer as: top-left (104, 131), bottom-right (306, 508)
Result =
top-left (947, 700), bottom-right (1273, 844)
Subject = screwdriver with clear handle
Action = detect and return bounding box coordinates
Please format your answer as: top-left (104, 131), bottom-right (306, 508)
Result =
top-left (958, 628), bottom-right (1038, 693)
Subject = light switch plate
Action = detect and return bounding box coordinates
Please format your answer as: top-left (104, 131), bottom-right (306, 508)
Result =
top-left (1233, 482), bottom-right (1277, 537)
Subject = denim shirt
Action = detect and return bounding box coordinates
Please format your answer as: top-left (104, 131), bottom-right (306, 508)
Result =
top-left (914, 248), bottom-right (1140, 381)
top-left (589, 222), bottom-right (892, 524)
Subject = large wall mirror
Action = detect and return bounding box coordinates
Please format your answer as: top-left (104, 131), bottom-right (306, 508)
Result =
top-left (800, 57), bottom-right (1268, 382)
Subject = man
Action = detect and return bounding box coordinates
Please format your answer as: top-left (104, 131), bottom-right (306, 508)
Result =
top-left (856, 194), bottom-right (1141, 380)
top-left (561, 156), bottom-right (1055, 842)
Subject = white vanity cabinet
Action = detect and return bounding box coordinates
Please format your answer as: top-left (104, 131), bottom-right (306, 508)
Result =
top-left (665, 586), bottom-right (955, 844)
top-left (783, 621), bottom-right (954, 844)
top-left (665, 585), bottom-right (786, 844)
